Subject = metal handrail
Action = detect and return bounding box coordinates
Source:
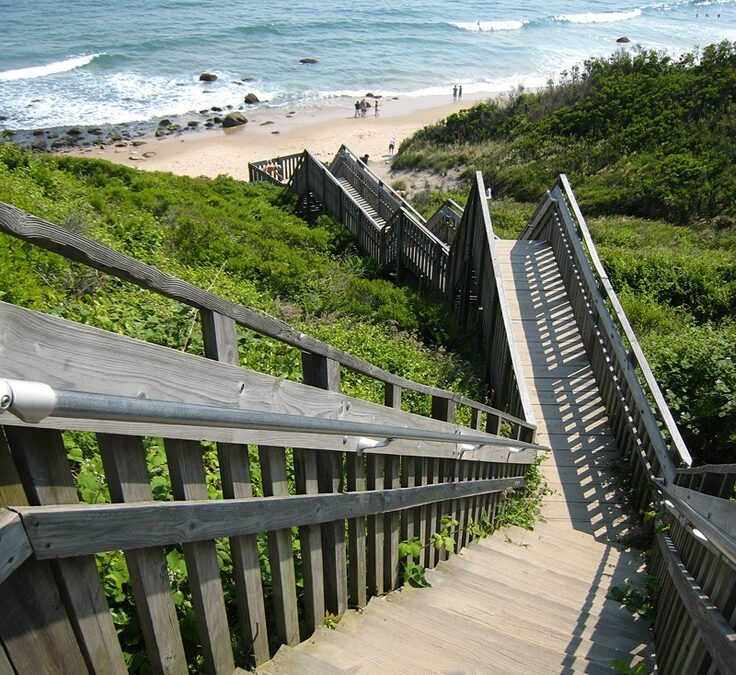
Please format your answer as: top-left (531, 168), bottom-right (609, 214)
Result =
top-left (0, 378), bottom-right (548, 456)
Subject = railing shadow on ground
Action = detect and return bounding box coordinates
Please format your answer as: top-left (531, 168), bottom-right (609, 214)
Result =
top-left (505, 240), bottom-right (656, 670)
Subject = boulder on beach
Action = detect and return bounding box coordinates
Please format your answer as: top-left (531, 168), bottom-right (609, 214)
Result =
top-left (244, 92), bottom-right (260, 104)
top-left (299, 57), bottom-right (318, 64)
top-left (222, 111), bottom-right (247, 128)
top-left (616, 36), bottom-right (631, 43)
top-left (199, 72), bottom-right (218, 82)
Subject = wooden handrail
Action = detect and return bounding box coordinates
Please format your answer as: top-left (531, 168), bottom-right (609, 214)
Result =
top-left (521, 179), bottom-right (684, 483)
top-left (0, 201), bottom-right (516, 425)
top-left (557, 174), bottom-right (692, 468)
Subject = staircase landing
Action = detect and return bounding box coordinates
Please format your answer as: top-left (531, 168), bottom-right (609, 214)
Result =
top-left (258, 240), bottom-right (654, 674)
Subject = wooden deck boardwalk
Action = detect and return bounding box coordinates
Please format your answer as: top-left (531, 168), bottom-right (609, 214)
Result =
top-left (258, 240), bottom-right (654, 674)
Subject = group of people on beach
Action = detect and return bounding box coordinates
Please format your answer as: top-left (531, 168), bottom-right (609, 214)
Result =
top-left (354, 98), bottom-right (378, 118)
top-left (452, 84), bottom-right (463, 100)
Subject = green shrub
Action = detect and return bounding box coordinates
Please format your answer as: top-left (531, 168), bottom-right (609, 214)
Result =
top-left (643, 322), bottom-right (736, 463)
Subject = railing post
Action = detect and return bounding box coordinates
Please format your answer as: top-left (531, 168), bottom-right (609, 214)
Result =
top-left (383, 382), bottom-right (402, 591)
top-left (302, 352), bottom-right (348, 617)
top-left (431, 395), bottom-right (457, 560)
top-left (200, 309), bottom-right (271, 664)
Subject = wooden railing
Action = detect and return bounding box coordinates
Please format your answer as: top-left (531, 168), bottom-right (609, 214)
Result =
top-left (522, 174), bottom-right (736, 674)
top-left (650, 478), bottom-right (736, 674)
top-left (424, 198), bottom-right (463, 245)
top-left (675, 464), bottom-right (736, 499)
top-left (249, 152), bottom-right (304, 185)
top-left (0, 304), bottom-right (537, 673)
top-left (0, 201), bottom-right (543, 672)
top-left (383, 207), bottom-right (449, 295)
top-left (447, 172), bottom-right (534, 431)
top-left (522, 175), bottom-right (691, 498)
top-left (0, 201), bottom-right (533, 445)
top-left (330, 145), bottom-right (427, 226)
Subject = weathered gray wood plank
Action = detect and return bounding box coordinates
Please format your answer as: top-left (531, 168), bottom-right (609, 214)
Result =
top-left (259, 446), bottom-right (300, 647)
top-left (16, 477), bottom-right (523, 559)
top-left (0, 302), bottom-right (534, 463)
top-left (0, 508), bottom-right (31, 585)
top-left (366, 454), bottom-right (385, 597)
top-left (293, 447), bottom-right (325, 635)
top-left (4, 427), bottom-right (127, 674)
top-left (97, 433), bottom-right (189, 674)
top-left (303, 354), bottom-right (348, 618)
top-left (165, 438), bottom-right (235, 674)
top-left (383, 455), bottom-right (400, 591)
top-left (346, 453), bottom-right (367, 609)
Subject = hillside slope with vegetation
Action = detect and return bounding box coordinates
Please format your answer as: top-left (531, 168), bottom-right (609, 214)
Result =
top-left (396, 42), bottom-right (736, 464)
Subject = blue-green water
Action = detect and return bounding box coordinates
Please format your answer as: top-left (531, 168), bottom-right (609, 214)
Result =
top-left (1, 0), bottom-right (735, 129)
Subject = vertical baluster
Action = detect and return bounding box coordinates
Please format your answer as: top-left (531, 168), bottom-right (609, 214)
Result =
top-left (366, 453), bottom-right (385, 596)
top-left (347, 453), bottom-right (367, 608)
top-left (200, 310), bottom-right (270, 665)
top-left (0, 430), bottom-right (89, 674)
top-left (302, 353), bottom-right (348, 617)
top-left (431, 396), bottom-right (456, 561)
top-left (259, 446), bottom-right (300, 647)
top-left (166, 438), bottom-right (236, 673)
top-left (293, 447), bottom-right (325, 635)
top-left (383, 383), bottom-right (402, 591)
top-left (98, 433), bottom-right (188, 673)
top-left (383, 454), bottom-right (401, 590)
top-left (426, 458), bottom-right (440, 569)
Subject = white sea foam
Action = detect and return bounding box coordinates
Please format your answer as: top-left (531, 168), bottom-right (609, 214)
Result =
top-left (0, 54), bottom-right (102, 81)
top-left (453, 20), bottom-right (527, 32)
top-left (555, 9), bottom-right (642, 24)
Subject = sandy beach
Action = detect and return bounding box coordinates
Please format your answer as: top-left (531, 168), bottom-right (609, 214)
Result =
top-left (62, 93), bottom-right (490, 184)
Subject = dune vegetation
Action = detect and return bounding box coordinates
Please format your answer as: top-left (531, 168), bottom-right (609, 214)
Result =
top-left (396, 43), bottom-right (736, 464)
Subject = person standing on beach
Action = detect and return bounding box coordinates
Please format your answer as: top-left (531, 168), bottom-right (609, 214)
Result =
top-left (388, 136), bottom-right (396, 156)
top-left (374, 99), bottom-right (379, 116)
top-left (452, 84), bottom-right (457, 100)
top-left (354, 100), bottom-right (360, 118)
top-left (458, 85), bottom-right (463, 99)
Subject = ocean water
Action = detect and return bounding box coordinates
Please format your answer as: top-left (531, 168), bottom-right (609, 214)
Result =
top-left (1, 0), bottom-right (735, 130)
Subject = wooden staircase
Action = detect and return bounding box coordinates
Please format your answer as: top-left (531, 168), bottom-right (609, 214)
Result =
top-left (257, 239), bottom-right (654, 673)
top-left (336, 177), bottom-right (386, 228)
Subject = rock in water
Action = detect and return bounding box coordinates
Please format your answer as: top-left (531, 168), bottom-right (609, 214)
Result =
top-left (299, 57), bottom-right (318, 64)
top-left (244, 92), bottom-right (260, 104)
top-left (199, 72), bottom-right (218, 81)
top-left (616, 36), bottom-right (631, 43)
top-left (222, 112), bottom-right (247, 128)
